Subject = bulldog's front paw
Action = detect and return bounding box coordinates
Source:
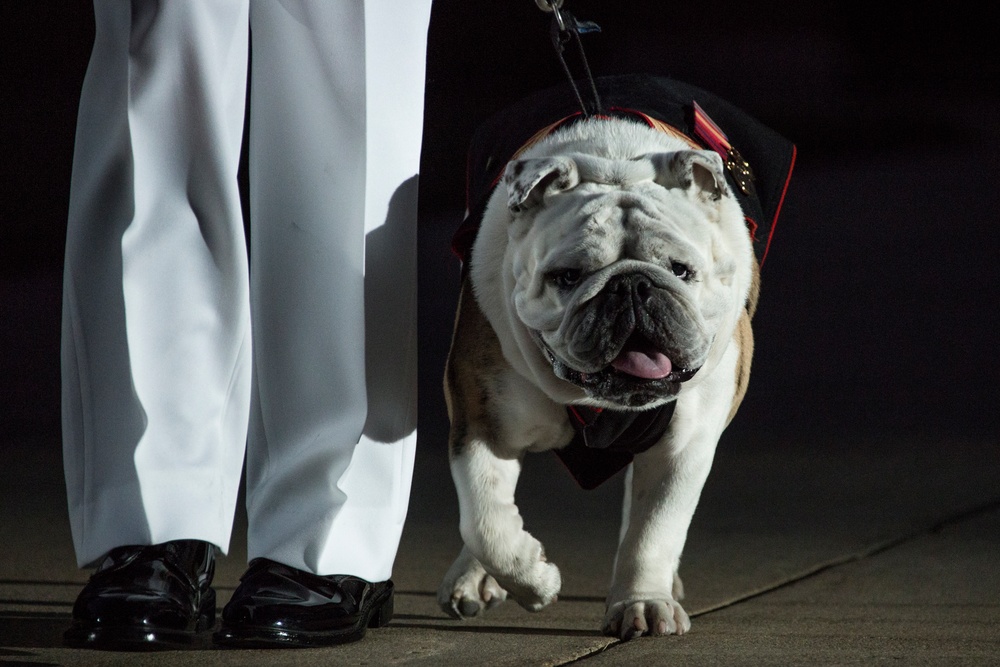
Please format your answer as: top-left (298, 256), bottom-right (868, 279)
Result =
top-left (602, 597), bottom-right (691, 640)
top-left (500, 558), bottom-right (561, 612)
top-left (438, 547), bottom-right (508, 619)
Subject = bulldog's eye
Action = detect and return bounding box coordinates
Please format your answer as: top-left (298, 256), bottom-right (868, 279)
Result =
top-left (547, 268), bottom-right (583, 290)
top-left (670, 261), bottom-right (693, 281)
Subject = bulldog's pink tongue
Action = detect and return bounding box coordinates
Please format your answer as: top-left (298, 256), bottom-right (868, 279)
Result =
top-left (610, 350), bottom-right (673, 379)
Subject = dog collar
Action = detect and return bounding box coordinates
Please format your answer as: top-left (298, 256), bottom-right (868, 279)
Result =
top-left (507, 107), bottom-right (703, 164)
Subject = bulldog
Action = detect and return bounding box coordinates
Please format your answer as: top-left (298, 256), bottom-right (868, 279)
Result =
top-left (437, 75), bottom-right (794, 639)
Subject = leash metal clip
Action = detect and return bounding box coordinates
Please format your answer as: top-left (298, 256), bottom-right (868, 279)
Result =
top-left (536, 0), bottom-right (567, 33)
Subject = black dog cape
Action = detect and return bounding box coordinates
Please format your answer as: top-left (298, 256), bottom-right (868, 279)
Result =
top-left (452, 74), bottom-right (796, 489)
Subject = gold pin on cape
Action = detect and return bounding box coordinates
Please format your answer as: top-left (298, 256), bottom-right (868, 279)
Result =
top-left (725, 147), bottom-right (754, 196)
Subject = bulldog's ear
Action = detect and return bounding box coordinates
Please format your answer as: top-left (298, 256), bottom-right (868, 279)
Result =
top-left (652, 150), bottom-right (728, 202)
top-left (503, 156), bottom-right (580, 212)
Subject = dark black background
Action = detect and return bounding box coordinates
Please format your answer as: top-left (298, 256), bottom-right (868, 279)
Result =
top-left (1, 2), bottom-right (997, 456)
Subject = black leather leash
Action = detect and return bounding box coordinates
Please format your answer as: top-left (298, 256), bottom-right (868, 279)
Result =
top-left (535, 0), bottom-right (604, 117)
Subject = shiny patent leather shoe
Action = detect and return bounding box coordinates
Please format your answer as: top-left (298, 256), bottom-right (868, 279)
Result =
top-left (213, 558), bottom-right (394, 648)
top-left (63, 539), bottom-right (216, 650)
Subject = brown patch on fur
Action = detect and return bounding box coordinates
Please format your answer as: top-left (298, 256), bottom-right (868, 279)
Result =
top-left (745, 260), bottom-right (761, 318)
top-left (444, 279), bottom-right (506, 458)
top-left (727, 263), bottom-right (761, 425)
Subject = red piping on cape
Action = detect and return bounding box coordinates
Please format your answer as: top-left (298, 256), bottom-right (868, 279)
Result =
top-left (760, 144), bottom-right (796, 268)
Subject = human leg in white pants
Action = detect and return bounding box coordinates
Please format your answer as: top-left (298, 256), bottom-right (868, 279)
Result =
top-left (62, 0), bottom-right (431, 650)
top-left (62, 0), bottom-right (252, 571)
top-left (244, 0), bottom-right (429, 583)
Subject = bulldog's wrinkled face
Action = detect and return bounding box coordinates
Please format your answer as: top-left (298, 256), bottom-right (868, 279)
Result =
top-left (502, 150), bottom-right (746, 408)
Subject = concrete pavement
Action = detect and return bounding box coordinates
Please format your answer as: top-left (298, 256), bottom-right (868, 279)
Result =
top-left (3, 415), bottom-right (999, 665)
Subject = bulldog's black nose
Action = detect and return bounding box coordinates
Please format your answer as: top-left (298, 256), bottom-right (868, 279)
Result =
top-left (607, 272), bottom-right (655, 305)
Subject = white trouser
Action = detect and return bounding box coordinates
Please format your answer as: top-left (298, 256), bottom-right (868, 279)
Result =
top-left (61, 0), bottom-right (430, 581)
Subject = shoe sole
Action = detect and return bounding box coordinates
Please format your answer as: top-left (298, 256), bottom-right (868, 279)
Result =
top-left (212, 585), bottom-right (394, 649)
top-left (63, 588), bottom-right (216, 651)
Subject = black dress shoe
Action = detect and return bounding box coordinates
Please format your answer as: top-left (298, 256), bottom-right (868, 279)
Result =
top-left (64, 539), bottom-right (216, 650)
top-left (213, 558), bottom-right (394, 648)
